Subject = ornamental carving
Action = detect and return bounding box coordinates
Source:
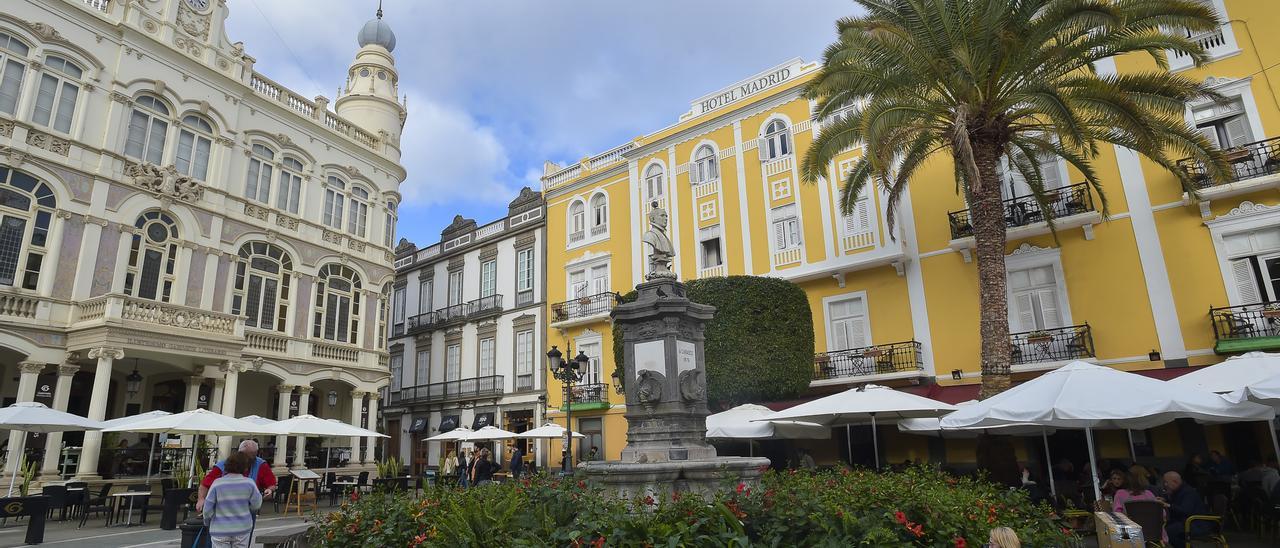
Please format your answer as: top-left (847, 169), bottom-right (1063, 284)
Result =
top-left (678, 369), bottom-right (705, 403)
top-left (635, 370), bottom-right (664, 406)
top-left (274, 214), bottom-right (298, 230)
top-left (347, 239), bottom-right (366, 252)
top-left (124, 162), bottom-right (205, 202)
top-left (26, 131), bottom-right (70, 156)
top-left (322, 230), bottom-right (343, 245)
top-left (173, 36), bottom-right (203, 58)
top-left (25, 22), bottom-right (62, 42)
top-left (176, 1), bottom-right (211, 40)
top-left (242, 202), bottom-right (268, 221)
top-left (0, 145), bottom-right (27, 167)
top-left (1222, 200), bottom-right (1280, 219)
top-left (0, 119), bottom-right (13, 137)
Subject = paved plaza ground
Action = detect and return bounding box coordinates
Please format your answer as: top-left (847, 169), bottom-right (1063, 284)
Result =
top-left (0, 505), bottom-right (332, 548)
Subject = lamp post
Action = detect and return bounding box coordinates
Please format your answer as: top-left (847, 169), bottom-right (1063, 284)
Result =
top-left (547, 345), bottom-right (589, 473)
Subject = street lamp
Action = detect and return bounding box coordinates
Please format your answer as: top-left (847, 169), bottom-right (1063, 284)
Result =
top-left (327, 390), bottom-right (338, 408)
top-left (547, 345), bottom-right (589, 473)
top-left (125, 358), bottom-right (143, 400)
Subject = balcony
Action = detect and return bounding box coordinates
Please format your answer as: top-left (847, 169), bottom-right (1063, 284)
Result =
top-left (550, 292), bottom-right (619, 328)
top-left (560, 383), bottom-right (610, 412)
top-left (243, 328), bottom-right (388, 370)
top-left (1177, 136), bottom-right (1280, 216)
top-left (391, 375), bottom-right (504, 406)
top-left (947, 182), bottom-right (1099, 259)
top-left (405, 295), bottom-right (504, 334)
top-left (74, 293), bottom-right (243, 339)
top-left (1168, 26), bottom-right (1236, 71)
top-left (813, 340), bottom-right (924, 384)
top-left (1009, 324), bottom-right (1095, 371)
top-left (1210, 302), bottom-right (1280, 354)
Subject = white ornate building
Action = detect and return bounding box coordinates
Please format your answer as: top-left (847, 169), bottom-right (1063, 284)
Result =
top-left (0, 0), bottom-right (406, 481)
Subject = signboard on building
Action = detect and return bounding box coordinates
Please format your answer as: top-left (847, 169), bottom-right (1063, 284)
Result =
top-left (684, 58), bottom-right (809, 119)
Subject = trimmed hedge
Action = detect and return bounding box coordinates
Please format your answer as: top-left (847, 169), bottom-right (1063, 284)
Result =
top-left (613, 275), bottom-right (815, 407)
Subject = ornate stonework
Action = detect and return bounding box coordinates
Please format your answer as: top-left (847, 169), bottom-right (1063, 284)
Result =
top-left (243, 202), bottom-right (269, 221)
top-left (123, 162), bottom-right (205, 202)
top-left (26, 130), bottom-right (70, 156)
top-left (176, 1), bottom-right (212, 40)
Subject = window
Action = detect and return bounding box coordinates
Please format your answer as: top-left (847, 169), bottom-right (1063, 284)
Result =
top-left (577, 417), bottom-right (603, 462)
top-left (244, 144), bottom-right (274, 204)
top-left (827, 296), bottom-right (868, 351)
top-left (842, 186), bottom-right (873, 237)
top-left (699, 225), bottom-right (723, 269)
top-left (590, 193), bottom-right (608, 235)
top-left (516, 247), bottom-right (534, 302)
top-left (579, 341), bottom-right (602, 384)
top-left (569, 200), bottom-right (585, 242)
top-left (569, 263), bottom-right (609, 298)
top-left (322, 176), bottom-right (346, 229)
top-left (1008, 265), bottom-right (1064, 332)
top-left (771, 204), bottom-right (801, 250)
top-left (389, 354), bottom-right (403, 392)
top-left (378, 283), bottom-right (389, 350)
top-left (384, 202), bottom-right (396, 248)
top-left (761, 119), bottom-right (792, 161)
top-left (312, 264), bottom-right (362, 344)
top-left (31, 55), bottom-right (81, 134)
top-left (124, 211), bottom-right (179, 302)
top-left (418, 278), bottom-right (433, 314)
top-left (276, 157), bottom-right (303, 215)
top-left (231, 241), bottom-right (293, 332)
top-left (447, 269), bottom-right (463, 306)
top-left (515, 329), bottom-right (534, 390)
top-left (1223, 227), bottom-right (1280, 303)
top-left (392, 286), bottom-right (406, 332)
top-left (0, 33), bottom-right (30, 115)
top-left (480, 259), bottom-right (497, 298)
top-left (0, 167), bottom-right (56, 290)
top-left (445, 344), bottom-right (461, 381)
top-left (478, 336), bottom-right (495, 377)
top-left (414, 348), bottom-right (430, 387)
top-left (124, 95), bottom-right (169, 163)
top-left (1194, 99), bottom-right (1254, 151)
top-left (175, 115), bottom-right (213, 180)
top-left (348, 186), bottom-right (370, 238)
top-left (1006, 149), bottom-right (1063, 199)
top-left (644, 164), bottom-right (665, 200)
top-left (691, 145), bottom-right (718, 184)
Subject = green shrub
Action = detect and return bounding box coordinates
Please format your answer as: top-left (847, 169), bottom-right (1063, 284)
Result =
top-left (310, 466), bottom-right (1074, 547)
top-left (613, 275), bottom-right (815, 407)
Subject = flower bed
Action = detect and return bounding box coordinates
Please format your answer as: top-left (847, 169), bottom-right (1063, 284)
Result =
top-left (311, 467), bottom-right (1074, 547)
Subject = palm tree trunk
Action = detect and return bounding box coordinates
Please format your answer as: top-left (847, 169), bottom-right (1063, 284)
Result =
top-left (968, 142), bottom-right (1013, 399)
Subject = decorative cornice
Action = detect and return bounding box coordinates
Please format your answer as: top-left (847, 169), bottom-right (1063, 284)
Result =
top-left (58, 364), bottom-right (80, 377)
top-left (18, 361), bottom-right (45, 375)
top-left (276, 384), bottom-right (295, 393)
top-left (296, 385), bottom-right (314, 395)
top-left (86, 347), bottom-right (125, 360)
top-left (1007, 243), bottom-right (1054, 257)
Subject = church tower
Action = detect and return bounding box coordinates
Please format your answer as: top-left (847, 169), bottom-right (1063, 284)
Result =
top-left (335, 4), bottom-right (407, 162)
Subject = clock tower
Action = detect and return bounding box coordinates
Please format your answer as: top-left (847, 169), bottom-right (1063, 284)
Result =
top-left (335, 4), bottom-right (407, 164)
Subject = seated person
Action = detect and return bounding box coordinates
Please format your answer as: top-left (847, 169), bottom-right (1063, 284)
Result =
top-left (1112, 469), bottom-right (1164, 544)
top-left (1158, 471), bottom-right (1208, 548)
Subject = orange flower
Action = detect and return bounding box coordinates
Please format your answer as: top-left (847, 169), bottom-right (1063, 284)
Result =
top-left (894, 511), bottom-right (908, 524)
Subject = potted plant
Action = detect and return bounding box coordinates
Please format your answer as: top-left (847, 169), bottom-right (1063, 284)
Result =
top-left (1262, 303), bottom-right (1280, 318)
top-left (18, 457), bottom-right (36, 496)
top-left (1026, 330), bottom-right (1054, 344)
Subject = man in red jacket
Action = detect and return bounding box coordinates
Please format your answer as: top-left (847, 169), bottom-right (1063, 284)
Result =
top-left (196, 439), bottom-right (276, 512)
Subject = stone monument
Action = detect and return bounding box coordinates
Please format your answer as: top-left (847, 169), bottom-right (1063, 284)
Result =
top-left (581, 203), bottom-right (769, 498)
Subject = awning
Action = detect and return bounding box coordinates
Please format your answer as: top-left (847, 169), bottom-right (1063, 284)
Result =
top-left (472, 412), bottom-right (495, 430)
top-left (408, 417), bottom-right (428, 433)
top-left (438, 415), bottom-right (460, 433)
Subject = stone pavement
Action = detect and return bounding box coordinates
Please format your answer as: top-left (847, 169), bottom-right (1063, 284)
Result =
top-left (0, 506), bottom-right (334, 547)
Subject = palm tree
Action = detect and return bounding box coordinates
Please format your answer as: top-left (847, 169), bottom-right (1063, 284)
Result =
top-left (802, 0), bottom-right (1232, 398)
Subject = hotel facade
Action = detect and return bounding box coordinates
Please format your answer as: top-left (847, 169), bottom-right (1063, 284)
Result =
top-left (540, 0), bottom-right (1280, 467)
top-left (0, 0), bottom-right (405, 480)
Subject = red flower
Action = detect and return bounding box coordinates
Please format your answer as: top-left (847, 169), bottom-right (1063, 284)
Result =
top-left (643, 495), bottom-right (655, 506)
top-left (578, 480), bottom-right (587, 489)
top-left (894, 511), bottom-right (908, 524)
top-left (909, 524), bottom-right (924, 538)
top-left (591, 537), bottom-right (605, 548)
top-left (953, 537), bottom-right (966, 548)
top-left (736, 482), bottom-right (746, 494)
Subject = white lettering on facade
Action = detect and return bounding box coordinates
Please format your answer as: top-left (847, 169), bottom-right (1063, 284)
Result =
top-left (694, 67), bottom-right (793, 116)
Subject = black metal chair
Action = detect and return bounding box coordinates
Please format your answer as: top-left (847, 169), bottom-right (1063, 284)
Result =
top-left (1122, 499), bottom-right (1164, 547)
top-left (64, 481), bottom-right (87, 521)
top-left (272, 475), bottom-right (292, 513)
top-left (1185, 493), bottom-right (1230, 547)
top-left (356, 471), bottom-right (370, 493)
top-left (81, 483), bottom-right (112, 527)
top-left (41, 485), bottom-right (68, 521)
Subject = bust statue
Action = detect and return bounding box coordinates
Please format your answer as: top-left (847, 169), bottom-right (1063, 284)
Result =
top-left (642, 203), bottom-right (676, 279)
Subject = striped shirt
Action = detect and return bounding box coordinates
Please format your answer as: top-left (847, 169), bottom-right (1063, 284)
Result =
top-left (203, 473), bottom-right (262, 537)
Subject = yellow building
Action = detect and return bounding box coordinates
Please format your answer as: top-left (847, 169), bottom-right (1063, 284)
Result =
top-left (541, 0), bottom-right (1280, 467)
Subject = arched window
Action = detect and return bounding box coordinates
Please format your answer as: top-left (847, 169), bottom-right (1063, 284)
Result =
top-left (0, 166), bottom-right (56, 290)
top-left (762, 119), bottom-right (792, 161)
top-left (348, 185), bottom-right (369, 238)
top-left (276, 156), bottom-right (303, 214)
top-left (322, 176), bottom-right (346, 229)
top-left (644, 164), bottom-right (664, 200)
top-left (0, 33), bottom-right (31, 115)
top-left (32, 55), bottom-right (82, 134)
top-left (232, 241), bottom-right (293, 332)
top-left (383, 201), bottom-right (396, 248)
top-left (124, 211), bottom-right (179, 302)
top-left (589, 193), bottom-right (607, 235)
top-left (313, 264), bottom-right (362, 344)
top-left (568, 200), bottom-right (585, 242)
top-left (691, 145), bottom-right (718, 183)
top-left (175, 115), bottom-right (213, 180)
top-left (244, 144), bottom-right (274, 204)
top-left (124, 95), bottom-right (169, 164)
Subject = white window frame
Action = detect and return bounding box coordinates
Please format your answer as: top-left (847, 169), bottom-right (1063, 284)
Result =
top-left (1207, 203), bottom-right (1280, 305)
top-left (698, 225), bottom-right (723, 270)
top-left (515, 329), bottom-right (534, 388)
top-left (822, 291), bottom-right (871, 352)
top-left (480, 258), bottom-right (497, 298)
top-left (644, 162), bottom-right (665, 201)
top-left (174, 115), bottom-right (214, 181)
top-left (311, 263), bottom-right (363, 345)
top-left (389, 354), bottom-right (403, 392)
top-left (31, 55), bottom-right (82, 135)
top-left (574, 331), bottom-right (604, 385)
top-left (322, 176), bottom-right (347, 229)
top-left (414, 348), bottom-right (430, 387)
top-left (276, 157), bottom-right (304, 215)
top-left (770, 204), bottom-right (802, 251)
top-left (231, 241), bottom-right (293, 333)
top-left (392, 285), bottom-right (406, 328)
top-left (0, 32), bottom-right (30, 116)
top-left (690, 144), bottom-right (719, 184)
top-left (566, 256), bottom-right (610, 299)
top-left (478, 336), bottom-right (496, 377)
top-left (568, 199), bottom-right (586, 244)
top-left (1185, 77), bottom-right (1266, 154)
top-left (348, 185), bottom-right (370, 238)
top-left (124, 211), bottom-right (180, 303)
top-left (589, 192), bottom-right (609, 235)
top-left (447, 269), bottom-right (463, 306)
top-left (516, 247), bottom-right (535, 293)
top-left (383, 202), bottom-right (396, 248)
top-left (760, 118), bottom-right (792, 162)
top-left (445, 343), bottom-right (462, 382)
top-left (0, 167), bottom-right (56, 291)
top-left (1003, 245), bottom-right (1074, 331)
top-left (1167, 0), bottom-right (1241, 73)
top-left (124, 94), bottom-right (170, 164)
top-left (245, 144), bottom-right (275, 205)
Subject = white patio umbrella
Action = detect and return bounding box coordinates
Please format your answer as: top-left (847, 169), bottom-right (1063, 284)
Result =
top-left (270, 414), bottom-right (385, 473)
top-left (1229, 372), bottom-right (1280, 406)
top-left (0, 402), bottom-right (103, 496)
top-left (516, 423), bottom-right (586, 440)
top-left (461, 425), bottom-right (519, 442)
top-left (238, 415), bottom-right (278, 426)
top-left (899, 403), bottom-right (1060, 496)
top-left (424, 426), bottom-right (474, 442)
top-left (707, 404), bottom-right (829, 457)
top-left (940, 361), bottom-right (1275, 500)
top-left (100, 410), bottom-right (171, 486)
top-left (755, 384), bottom-right (956, 468)
top-left (1171, 352), bottom-right (1280, 460)
top-left (103, 408), bottom-right (282, 486)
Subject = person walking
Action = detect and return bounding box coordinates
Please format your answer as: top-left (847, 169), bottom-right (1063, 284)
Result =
top-left (509, 445), bottom-right (524, 480)
top-left (203, 451), bottom-right (263, 548)
top-left (472, 448), bottom-right (495, 486)
top-left (197, 440), bottom-right (276, 513)
top-left (457, 449), bottom-right (471, 488)
top-left (441, 450), bottom-right (458, 484)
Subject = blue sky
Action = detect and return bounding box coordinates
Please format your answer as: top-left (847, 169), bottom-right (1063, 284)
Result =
top-left (225, 0), bottom-right (859, 247)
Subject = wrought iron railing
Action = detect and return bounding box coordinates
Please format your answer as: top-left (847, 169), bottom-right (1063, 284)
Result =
top-left (1177, 136), bottom-right (1280, 190)
top-left (516, 374), bottom-right (534, 391)
top-left (948, 182), bottom-right (1095, 239)
top-left (550, 292), bottom-right (619, 323)
top-left (392, 375), bottom-right (504, 405)
top-left (1009, 324), bottom-right (1094, 366)
top-left (813, 340), bottom-right (923, 380)
top-left (569, 383), bottom-right (609, 404)
top-left (1210, 301), bottom-right (1280, 342)
top-left (406, 295), bottom-right (504, 334)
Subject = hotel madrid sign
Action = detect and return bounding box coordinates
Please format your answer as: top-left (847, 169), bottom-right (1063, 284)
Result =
top-left (685, 59), bottom-right (812, 119)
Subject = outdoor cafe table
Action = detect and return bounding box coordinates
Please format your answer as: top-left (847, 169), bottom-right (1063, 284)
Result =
top-left (106, 490), bottom-right (151, 527)
top-left (328, 480), bottom-right (355, 506)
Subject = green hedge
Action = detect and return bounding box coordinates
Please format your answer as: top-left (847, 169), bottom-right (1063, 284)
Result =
top-left (613, 276), bottom-right (815, 407)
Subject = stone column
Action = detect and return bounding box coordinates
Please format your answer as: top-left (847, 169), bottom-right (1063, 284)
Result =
top-left (217, 362), bottom-right (241, 459)
top-left (181, 372), bottom-right (204, 448)
top-left (39, 363), bottom-right (79, 480)
top-left (5, 362), bottom-right (45, 477)
top-left (292, 386), bottom-right (311, 468)
top-left (76, 347), bottom-right (123, 479)
top-left (363, 393), bottom-right (379, 465)
top-left (210, 378), bottom-right (225, 414)
top-left (349, 390), bottom-right (365, 465)
top-left (272, 385), bottom-right (293, 471)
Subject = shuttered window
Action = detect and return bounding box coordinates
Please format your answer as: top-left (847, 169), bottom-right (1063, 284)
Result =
top-left (1008, 265), bottom-right (1064, 331)
top-left (772, 204), bottom-right (801, 250)
top-left (827, 296), bottom-right (868, 351)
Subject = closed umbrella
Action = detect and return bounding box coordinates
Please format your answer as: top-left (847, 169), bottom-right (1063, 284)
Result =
top-left (1172, 353), bottom-right (1280, 460)
top-left (0, 402), bottom-right (103, 496)
top-left (100, 410), bottom-right (171, 486)
top-left (940, 361), bottom-right (1275, 500)
top-left (103, 409), bottom-right (282, 486)
top-left (755, 384), bottom-right (956, 468)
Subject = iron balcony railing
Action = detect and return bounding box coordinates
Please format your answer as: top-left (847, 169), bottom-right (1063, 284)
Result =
top-left (1009, 324), bottom-right (1094, 366)
top-left (948, 181), bottom-right (1095, 239)
top-left (392, 375), bottom-right (504, 406)
top-left (569, 383), bottom-right (609, 404)
top-left (1210, 301), bottom-right (1280, 343)
top-left (813, 340), bottom-right (923, 381)
top-left (405, 295), bottom-right (503, 334)
top-left (550, 292), bottom-right (620, 323)
top-left (1177, 135), bottom-right (1280, 190)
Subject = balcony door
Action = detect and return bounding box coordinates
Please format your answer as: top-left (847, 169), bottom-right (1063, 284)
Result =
top-left (1008, 265), bottom-right (1065, 332)
top-left (1004, 151), bottom-right (1064, 200)
top-left (827, 296), bottom-right (868, 352)
top-left (1223, 227), bottom-right (1280, 305)
top-left (579, 341), bottom-right (602, 385)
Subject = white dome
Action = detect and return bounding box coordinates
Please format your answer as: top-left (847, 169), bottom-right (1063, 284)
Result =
top-left (357, 17), bottom-right (396, 52)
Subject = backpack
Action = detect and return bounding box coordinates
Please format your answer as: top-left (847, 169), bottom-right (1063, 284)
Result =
top-left (214, 457), bottom-right (265, 483)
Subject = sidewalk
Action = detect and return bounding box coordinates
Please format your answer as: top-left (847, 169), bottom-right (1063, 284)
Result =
top-left (0, 506), bottom-right (331, 547)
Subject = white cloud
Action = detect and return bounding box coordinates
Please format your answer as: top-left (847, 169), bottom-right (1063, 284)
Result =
top-left (396, 92), bottom-right (516, 207)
